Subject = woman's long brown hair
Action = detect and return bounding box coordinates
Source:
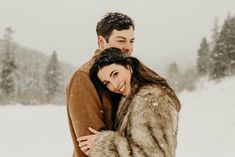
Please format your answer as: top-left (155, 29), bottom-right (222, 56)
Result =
top-left (90, 48), bottom-right (181, 121)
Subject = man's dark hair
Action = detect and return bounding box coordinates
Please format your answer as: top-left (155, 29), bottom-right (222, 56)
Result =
top-left (96, 12), bottom-right (135, 42)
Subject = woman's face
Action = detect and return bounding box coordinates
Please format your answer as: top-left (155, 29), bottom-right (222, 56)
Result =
top-left (97, 63), bottom-right (132, 96)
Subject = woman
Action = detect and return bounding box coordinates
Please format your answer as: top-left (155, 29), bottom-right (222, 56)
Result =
top-left (78, 47), bottom-right (181, 157)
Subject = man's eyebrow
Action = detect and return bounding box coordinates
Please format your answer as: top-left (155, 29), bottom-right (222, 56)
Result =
top-left (115, 36), bottom-right (126, 39)
top-left (115, 36), bottom-right (135, 41)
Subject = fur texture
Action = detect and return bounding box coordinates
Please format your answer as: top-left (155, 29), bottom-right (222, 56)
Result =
top-left (90, 84), bottom-right (179, 157)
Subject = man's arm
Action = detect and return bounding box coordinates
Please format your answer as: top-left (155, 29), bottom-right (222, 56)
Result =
top-left (67, 71), bottom-right (108, 156)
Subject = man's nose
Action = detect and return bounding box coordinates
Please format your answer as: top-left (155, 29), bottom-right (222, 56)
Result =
top-left (123, 42), bottom-right (132, 53)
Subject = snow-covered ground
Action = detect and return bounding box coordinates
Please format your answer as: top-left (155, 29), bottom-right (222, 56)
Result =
top-left (0, 105), bottom-right (73, 157)
top-left (0, 76), bottom-right (234, 157)
top-left (177, 76), bottom-right (235, 157)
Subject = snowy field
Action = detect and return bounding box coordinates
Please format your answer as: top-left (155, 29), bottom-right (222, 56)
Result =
top-left (177, 76), bottom-right (235, 157)
top-left (0, 76), bottom-right (234, 157)
top-left (0, 105), bottom-right (73, 157)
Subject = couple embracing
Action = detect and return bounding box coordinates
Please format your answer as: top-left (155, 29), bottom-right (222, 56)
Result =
top-left (67, 12), bottom-right (181, 157)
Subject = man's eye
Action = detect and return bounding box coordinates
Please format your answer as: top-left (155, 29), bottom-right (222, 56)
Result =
top-left (130, 40), bottom-right (135, 43)
top-left (117, 40), bottom-right (125, 43)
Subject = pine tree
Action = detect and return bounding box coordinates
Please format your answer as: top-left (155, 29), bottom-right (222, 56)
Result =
top-left (197, 37), bottom-right (210, 76)
top-left (0, 27), bottom-right (17, 97)
top-left (182, 66), bottom-right (198, 92)
top-left (211, 17), bottom-right (220, 49)
top-left (208, 17), bottom-right (220, 75)
top-left (210, 14), bottom-right (235, 79)
top-left (44, 51), bottom-right (63, 101)
top-left (226, 16), bottom-right (235, 75)
top-left (166, 62), bottom-right (183, 92)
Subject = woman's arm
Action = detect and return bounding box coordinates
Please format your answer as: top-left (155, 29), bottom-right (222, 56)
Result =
top-left (78, 92), bottom-right (179, 157)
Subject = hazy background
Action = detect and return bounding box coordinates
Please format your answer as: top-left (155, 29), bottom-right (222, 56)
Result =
top-left (1, 0), bottom-right (235, 73)
top-left (1, 1), bottom-right (235, 156)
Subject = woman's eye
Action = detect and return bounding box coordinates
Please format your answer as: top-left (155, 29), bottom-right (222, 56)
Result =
top-left (104, 82), bottom-right (109, 86)
top-left (113, 72), bottom-right (118, 78)
top-left (117, 40), bottom-right (125, 43)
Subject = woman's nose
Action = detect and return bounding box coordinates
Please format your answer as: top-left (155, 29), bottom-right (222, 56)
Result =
top-left (111, 81), bottom-right (119, 91)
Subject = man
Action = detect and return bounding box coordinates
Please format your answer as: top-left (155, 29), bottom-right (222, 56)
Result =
top-left (66, 12), bottom-right (135, 157)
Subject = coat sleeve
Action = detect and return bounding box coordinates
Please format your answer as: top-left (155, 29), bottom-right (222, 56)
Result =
top-left (67, 71), bottom-right (109, 157)
top-left (89, 92), bottom-right (179, 157)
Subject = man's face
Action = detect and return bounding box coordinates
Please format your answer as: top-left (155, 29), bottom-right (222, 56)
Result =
top-left (99, 27), bottom-right (135, 56)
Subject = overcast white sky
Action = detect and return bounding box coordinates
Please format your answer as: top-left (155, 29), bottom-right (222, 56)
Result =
top-left (0, 0), bottom-right (235, 73)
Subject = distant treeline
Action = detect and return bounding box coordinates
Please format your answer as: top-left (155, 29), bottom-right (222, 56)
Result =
top-left (0, 27), bottom-right (75, 105)
top-left (165, 13), bottom-right (235, 93)
top-left (1, 13), bottom-right (235, 104)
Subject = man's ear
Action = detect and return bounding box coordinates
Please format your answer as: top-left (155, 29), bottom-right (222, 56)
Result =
top-left (98, 35), bottom-right (106, 50)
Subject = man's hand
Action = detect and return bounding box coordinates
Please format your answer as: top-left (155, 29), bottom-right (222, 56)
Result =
top-left (77, 127), bottom-right (100, 155)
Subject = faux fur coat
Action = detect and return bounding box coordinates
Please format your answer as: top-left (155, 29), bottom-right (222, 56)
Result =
top-left (89, 84), bottom-right (179, 157)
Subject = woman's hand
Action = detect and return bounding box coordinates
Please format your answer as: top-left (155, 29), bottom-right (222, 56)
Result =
top-left (77, 127), bottom-right (100, 155)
